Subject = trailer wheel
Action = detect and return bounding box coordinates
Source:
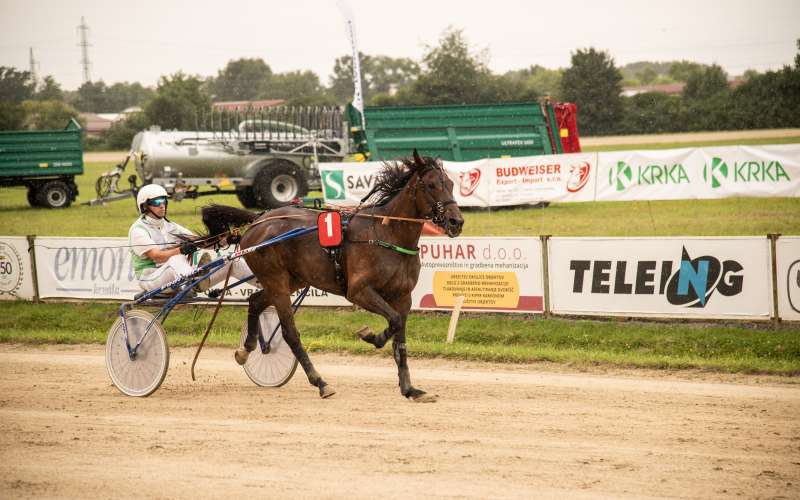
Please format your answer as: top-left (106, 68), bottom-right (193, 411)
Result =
top-left (235, 187), bottom-right (259, 209)
top-left (26, 185), bottom-right (41, 207)
top-left (36, 180), bottom-right (72, 209)
top-left (253, 161), bottom-right (308, 209)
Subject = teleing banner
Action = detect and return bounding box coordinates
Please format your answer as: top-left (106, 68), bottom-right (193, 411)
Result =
top-left (548, 237), bottom-right (773, 319)
top-left (776, 236), bottom-right (800, 321)
top-left (0, 236), bottom-right (36, 301)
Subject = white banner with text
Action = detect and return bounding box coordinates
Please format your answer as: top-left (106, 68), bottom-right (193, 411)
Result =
top-left (320, 153), bottom-right (598, 207)
top-left (412, 237), bottom-right (545, 313)
top-left (548, 236), bottom-right (773, 319)
top-left (0, 236), bottom-right (36, 301)
top-left (776, 236), bottom-right (800, 321)
top-left (596, 144), bottom-right (800, 201)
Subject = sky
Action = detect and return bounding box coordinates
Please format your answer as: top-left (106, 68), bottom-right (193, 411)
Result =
top-left (1, 0), bottom-right (798, 91)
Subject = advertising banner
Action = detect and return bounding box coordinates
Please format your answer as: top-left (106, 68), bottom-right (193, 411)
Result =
top-left (548, 237), bottom-right (772, 319)
top-left (596, 144), bottom-right (800, 201)
top-left (0, 236), bottom-right (36, 301)
top-left (412, 237), bottom-right (545, 313)
top-left (776, 236), bottom-right (800, 321)
top-left (32, 237), bottom-right (349, 305)
top-left (319, 153), bottom-right (598, 207)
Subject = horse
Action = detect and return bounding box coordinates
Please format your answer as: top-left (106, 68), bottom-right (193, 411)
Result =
top-left (201, 150), bottom-right (464, 401)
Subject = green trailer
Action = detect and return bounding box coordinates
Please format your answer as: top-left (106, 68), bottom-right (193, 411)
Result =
top-left (0, 119), bottom-right (83, 208)
top-left (347, 101), bottom-right (574, 162)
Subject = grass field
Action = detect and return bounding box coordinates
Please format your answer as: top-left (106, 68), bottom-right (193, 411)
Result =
top-left (1, 302), bottom-right (798, 375)
top-left (2, 135), bottom-right (799, 375)
top-left (1, 160), bottom-right (799, 238)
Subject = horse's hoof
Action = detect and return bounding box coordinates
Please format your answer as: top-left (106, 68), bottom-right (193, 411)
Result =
top-left (319, 384), bottom-right (336, 399)
top-left (406, 388), bottom-right (437, 403)
top-left (355, 326), bottom-right (373, 340)
top-left (234, 348), bottom-right (250, 366)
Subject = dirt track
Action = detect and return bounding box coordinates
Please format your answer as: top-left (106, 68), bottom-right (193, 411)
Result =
top-left (1, 344), bottom-right (798, 499)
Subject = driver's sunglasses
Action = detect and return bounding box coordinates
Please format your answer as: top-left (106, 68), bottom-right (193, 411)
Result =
top-left (147, 197), bottom-right (168, 207)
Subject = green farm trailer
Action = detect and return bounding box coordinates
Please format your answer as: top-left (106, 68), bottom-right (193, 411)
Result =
top-left (347, 100), bottom-right (580, 161)
top-left (0, 119), bottom-right (83, 208)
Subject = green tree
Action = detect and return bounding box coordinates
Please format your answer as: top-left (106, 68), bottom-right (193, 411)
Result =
top-left (683, 64), bottom-right (728, 100)
top-left (75, 81), bottom-right (110, 112)
top-left (0, 102), bottom-right (26, 129)
top-left (105, 82), bottom-right (153, 111)
top-left (263, 70), bottom-right (325, 100)
top-left (210, 58), bottom-right (272, 101)
top-left (104, 111), bottom-right (151, 149)
top-left (636, 67), bottom-right (658, 85)
top-left (404, 27), bottom-right (494, 105)
top-left (668, 60), bottom-right (707, 82)
top-left (21, 100), bottom-right (82, 130)
top-left (500, 65), bottom-right (563, 101)
top-left (329, 53), bottom-right (420, 104)
top-left (144, 72), bottom-right (211, 130)
top-left (35, 75), bottom-right (64, 101)
top-left (560, 47), bottom-right (624, 135)
top-left (620, 92), bottom-right (684, 134)
top-left (0, 66), bottom-right (35, 103)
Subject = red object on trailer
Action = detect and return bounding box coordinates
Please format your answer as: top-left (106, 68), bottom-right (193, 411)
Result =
top-left (553, 103), bottom-right (581, 153)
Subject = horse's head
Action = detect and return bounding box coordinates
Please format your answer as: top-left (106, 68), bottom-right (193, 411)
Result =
top-left (410, 149), bottom-right (464, 238)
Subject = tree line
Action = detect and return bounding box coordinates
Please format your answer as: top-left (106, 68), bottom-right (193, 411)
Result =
top-left (1, 29), bottom-right (798, 148)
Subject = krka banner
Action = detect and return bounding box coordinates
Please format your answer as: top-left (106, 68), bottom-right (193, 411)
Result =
top-left (596, 144), bottom-right (800, 201)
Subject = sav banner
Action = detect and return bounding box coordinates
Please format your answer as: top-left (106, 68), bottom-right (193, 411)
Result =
top-left (0, 236), bottom-right (36, 301)
top-left (412, 237), bottom-right (545, 313)
top-left (548, 237), bottom-right (773, 319)
top-left (776, 236), bottom-right (800, 321)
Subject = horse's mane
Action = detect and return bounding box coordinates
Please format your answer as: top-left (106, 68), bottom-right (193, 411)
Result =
top-left (366, 156), bottom-right (434, 207)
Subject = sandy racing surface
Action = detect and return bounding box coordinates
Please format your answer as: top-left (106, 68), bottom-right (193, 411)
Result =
top-left (1, 344), bottom-right (798, 499)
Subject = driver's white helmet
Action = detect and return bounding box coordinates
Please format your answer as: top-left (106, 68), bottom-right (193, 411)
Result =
top-left (136, 184), bottom-right (169, 214)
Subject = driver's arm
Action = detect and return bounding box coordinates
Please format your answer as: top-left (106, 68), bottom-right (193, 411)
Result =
top-left (144, 246), bottom-right (182, 264)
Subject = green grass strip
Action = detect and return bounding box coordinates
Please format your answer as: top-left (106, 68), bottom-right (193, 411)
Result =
top-left (2, 301), bottom-right (798, 375)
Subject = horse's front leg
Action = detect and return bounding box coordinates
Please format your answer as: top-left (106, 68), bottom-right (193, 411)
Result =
top-left (348, 288), bottom-right (433, 402)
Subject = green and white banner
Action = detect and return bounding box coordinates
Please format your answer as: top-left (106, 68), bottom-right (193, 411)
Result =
top-left (596, 144), bottom-right (800, 201)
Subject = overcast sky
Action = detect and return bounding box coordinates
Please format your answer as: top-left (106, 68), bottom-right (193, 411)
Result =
top-left (1, 0), bottom-right (798, 91)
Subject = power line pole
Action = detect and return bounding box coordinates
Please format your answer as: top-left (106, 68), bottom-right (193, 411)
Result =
top-left (29, 47), bottom-right (39, 90)
top-left (77, 16), bottom-right (91, 85)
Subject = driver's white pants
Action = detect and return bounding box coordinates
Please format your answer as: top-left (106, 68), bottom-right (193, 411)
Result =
top-left (137, 254), bottom-right (255, 292)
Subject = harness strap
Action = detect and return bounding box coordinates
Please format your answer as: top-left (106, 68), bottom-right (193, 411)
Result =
top-left (349, 239), bottom-right (419, 256)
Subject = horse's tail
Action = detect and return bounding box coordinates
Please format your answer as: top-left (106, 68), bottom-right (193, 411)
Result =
top-left (202, 204), bottom-right (260, 237)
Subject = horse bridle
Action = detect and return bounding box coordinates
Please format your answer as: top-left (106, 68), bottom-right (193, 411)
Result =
top-left (414, 164), bottom-right (458, 226)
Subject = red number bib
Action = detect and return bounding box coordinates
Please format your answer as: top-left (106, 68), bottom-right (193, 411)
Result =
top-left (317, 211), bottom-right (343, 247)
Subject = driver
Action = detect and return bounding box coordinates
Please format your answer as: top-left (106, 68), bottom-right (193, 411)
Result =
top-left (129, 184), bottom-right (254, 294)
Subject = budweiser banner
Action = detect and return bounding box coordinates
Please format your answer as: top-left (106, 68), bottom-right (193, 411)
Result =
top-left (548, 236), bottom-right (773, 319)
top-left (0, 236), bottom-right (36, 301)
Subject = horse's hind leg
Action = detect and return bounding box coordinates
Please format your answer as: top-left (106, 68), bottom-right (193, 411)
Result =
top-left (235, 289), bottom-right (270, 365)
top-left (272, 293), bottom-right (335, 399)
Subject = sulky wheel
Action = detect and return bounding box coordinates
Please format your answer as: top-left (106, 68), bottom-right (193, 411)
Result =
top-left (106, 310), bottom-right (169, 397)
top-left (239, 307), bottom-right (298, 387)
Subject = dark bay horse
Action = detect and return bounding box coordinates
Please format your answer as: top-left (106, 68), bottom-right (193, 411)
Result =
top-left (201, 151), bottom-right (464, 401)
